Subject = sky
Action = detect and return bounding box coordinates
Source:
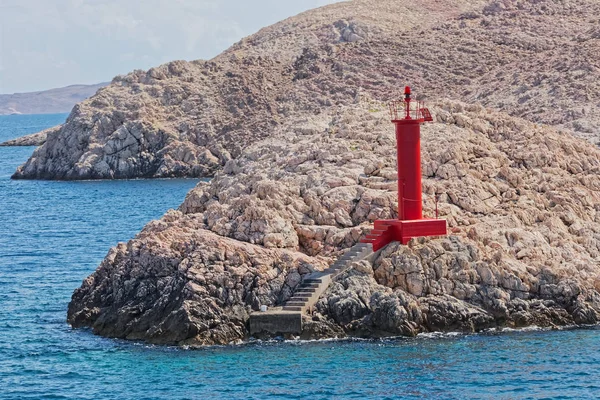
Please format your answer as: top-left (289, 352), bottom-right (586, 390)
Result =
top-left (0, 0), bottom-right (341, 94)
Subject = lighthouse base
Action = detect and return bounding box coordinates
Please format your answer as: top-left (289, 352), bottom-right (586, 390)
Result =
top-left (361, 219), bottom-right (447, 252)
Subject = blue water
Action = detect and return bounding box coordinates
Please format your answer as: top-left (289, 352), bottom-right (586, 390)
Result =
top-left (1, 114), bottom-right (600, 399)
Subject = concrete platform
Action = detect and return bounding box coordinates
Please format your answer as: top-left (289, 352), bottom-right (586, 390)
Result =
top-left (249, 308), bottom-right (302, 335)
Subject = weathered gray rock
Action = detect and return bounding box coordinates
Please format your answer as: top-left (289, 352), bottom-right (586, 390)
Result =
top-left (68, 101), bottom-right (600, 345)
top-left (68, 213), bottom-right (327, 345)
top-left (14, 0), bottom-right (600, 179)
top-left (314, 235), bottom-right (600, 338)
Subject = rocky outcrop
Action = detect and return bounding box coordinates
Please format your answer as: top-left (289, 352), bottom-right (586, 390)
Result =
top-left (68, 101), bottom-right (600, 345)
top-left (68, 215), bottom-right (327, 345)
top-left (0, 125), bottom-right (60, 146)
top-left (13, 0), bottom-right (475, 180)
top-left (14, 0), bottom-right (600, 179)
top-left (316, 237), bottom-right (600, 339)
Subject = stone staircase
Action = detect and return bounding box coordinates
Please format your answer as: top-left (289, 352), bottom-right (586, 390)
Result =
top-left (249, 242), bottom-right (373, 335)
top-left (282, 243), bottom-right (372, 313)
top-left (281, 276), bottom-right (331, 313)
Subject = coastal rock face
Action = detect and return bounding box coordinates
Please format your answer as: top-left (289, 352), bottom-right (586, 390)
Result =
top-left (13, 0), bottom-right (600, 179)
top-left (13, 0), bottom-right (478, 180)
top-left (317, 236), bottom-right (600, 338)
top-left (68, 211), bottom-right (327, 345)
top-left (68, 102), bottom-right (600, 345)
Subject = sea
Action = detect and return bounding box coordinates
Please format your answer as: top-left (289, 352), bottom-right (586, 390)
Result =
top-left (0, 113), bottom-right (599, 399)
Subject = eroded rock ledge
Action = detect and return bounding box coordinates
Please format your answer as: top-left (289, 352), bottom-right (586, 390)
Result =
top-left (68, 102), bottom-right (600, 345)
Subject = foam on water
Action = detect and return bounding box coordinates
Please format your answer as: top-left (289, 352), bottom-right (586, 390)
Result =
top-left (1, 114), bottom-right (600, 399)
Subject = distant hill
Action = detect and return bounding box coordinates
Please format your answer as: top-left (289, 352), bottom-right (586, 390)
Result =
top-left (0, 83), bottom-right (109, 115)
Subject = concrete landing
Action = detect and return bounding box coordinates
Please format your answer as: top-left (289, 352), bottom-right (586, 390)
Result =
top-left (249, 308), bottom-right (302, 335)
top-left (249, 242), bottom-right (373, 335)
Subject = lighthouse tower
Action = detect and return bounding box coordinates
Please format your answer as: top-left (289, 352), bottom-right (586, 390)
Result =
top-left (362, 86), bottom-right (447, 251)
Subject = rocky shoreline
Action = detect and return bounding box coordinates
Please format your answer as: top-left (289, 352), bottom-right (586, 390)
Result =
top-left (17, 0), bottom-right (590, 347)
top-left (67, 102), bottom-right (600, 345)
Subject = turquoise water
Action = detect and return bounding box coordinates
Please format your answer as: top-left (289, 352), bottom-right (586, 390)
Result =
top-left (1, 114), bottom-right (600, 399)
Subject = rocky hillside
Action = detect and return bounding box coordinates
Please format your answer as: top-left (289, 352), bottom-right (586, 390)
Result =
top-left (65, 0), bottom-right (600, 346)
top-left (68, 101), bottom-right (600, 345)
top-left (14, 0), bottom-right (600, 180)
top-left (0, 83), bottom-right (108, 116)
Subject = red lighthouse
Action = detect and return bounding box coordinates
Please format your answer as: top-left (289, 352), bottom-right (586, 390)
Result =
top-left (362, 87), bottom-right (447, 251)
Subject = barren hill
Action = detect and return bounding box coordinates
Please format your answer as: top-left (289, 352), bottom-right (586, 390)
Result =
top-left (15, 0), bottom-right (600, 180)
top-left (0, 83), bottom-right (108, 116)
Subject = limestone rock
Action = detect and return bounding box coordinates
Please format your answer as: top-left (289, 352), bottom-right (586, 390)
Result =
top-left (14, 0), bottom-right (600, 179)
top-left (69, 100), bottom-right (600, 344)
top-left (64, 0), bottom-right (600, 346)
top-left (67, 219), bottom-right (327, 346)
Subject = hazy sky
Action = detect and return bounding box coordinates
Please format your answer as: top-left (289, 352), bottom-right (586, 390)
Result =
top-left (0, 0), bottom-right (341, 94)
